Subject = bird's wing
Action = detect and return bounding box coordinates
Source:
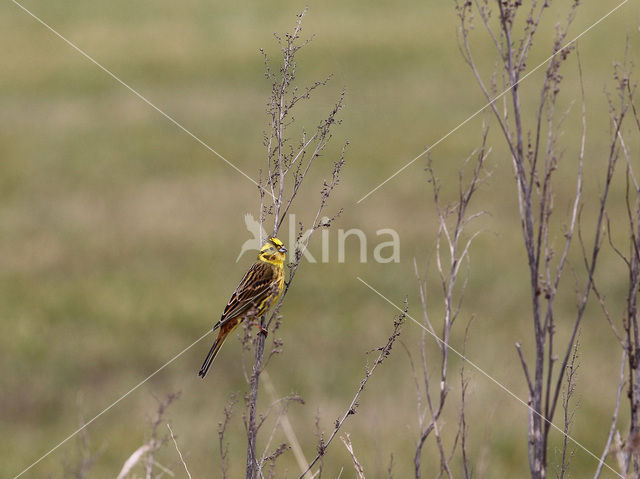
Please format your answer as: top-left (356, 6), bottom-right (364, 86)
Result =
top-left (216, 262), bottom-right (277, 327)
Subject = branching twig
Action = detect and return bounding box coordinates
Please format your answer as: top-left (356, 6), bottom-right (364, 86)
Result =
top-left (454, 2), bottom-right (619, 476)
top-left (298, 310), bottom-right (406, 478)
top-left (260, 370), bottom-right (310, 474)
top-left (559, 339), bottom-right (580, 479)
top-left (244, 10), bottom-right (346, 479)
top-left (591, 49), bottom-right (640, 477)
top-left (63, 396), bottom-right (101, 479)
top-left (413, 126), bottom-right (488, 479)
top-left (594, 350), bottom-right (627, 479)
top-left (117, 392), bottom-right (181, 479)
top-left (341, 434), bottom-right (366, 479)
top-left (219, 394), bottom-right (237, 479)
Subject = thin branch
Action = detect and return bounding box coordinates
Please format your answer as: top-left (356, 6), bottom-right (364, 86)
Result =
top-left (218, 394), bottom-right (237, 479)
top-left (341, 434), bottom-right (365, 479)
top-left (516, 342), bottom-right (534, 396)
top-left (167, 424), bottom-right (192, 479)
top-left (594, 350), bottom-right (627, 479)
top-left (299, 310), bottom-right (406, 479)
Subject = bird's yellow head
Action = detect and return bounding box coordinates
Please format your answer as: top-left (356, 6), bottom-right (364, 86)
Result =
top-left (258, 237), bottom-right (287, 266)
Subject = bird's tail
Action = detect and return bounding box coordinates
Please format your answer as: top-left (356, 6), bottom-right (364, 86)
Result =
top-left (198, 338), bottom-right (223, 378)
top-left (198, 319), bottom-right (240, 379)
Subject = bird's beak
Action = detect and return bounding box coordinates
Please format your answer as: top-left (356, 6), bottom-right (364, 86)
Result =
top-left (279, 246), bottom-right (287, 253)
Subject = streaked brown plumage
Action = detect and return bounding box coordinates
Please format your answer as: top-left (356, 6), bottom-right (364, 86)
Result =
top-left (198, 237), bottom-right (286, 378)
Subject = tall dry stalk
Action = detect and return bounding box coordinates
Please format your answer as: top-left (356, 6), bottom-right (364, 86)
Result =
top-left (592, 50), bottom-right (640, 478)
top-left (410, 126), bottom-right (489, 478)
top-left (244, 10), bottom-right (346, 479)
top-left (455, 1), bottom-right (622, 476)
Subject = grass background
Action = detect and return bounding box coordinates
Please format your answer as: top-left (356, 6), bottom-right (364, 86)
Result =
top-left (2, 0), bottom-right (640, 477)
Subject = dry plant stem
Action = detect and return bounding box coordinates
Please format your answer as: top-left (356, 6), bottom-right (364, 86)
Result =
top-left (117, 392), bottom-right (180, 479)
top-left (594, 56), bottom-right (640, 476)
top-left (167, 424), bottom-right (192, 479)
top-left (413, 128), bottom-right (488, 479)
top-left (246, 337), bottom-right (265, 479)
top-left (63, 397), bottom-right (101, 479)
top-left (460, 318), bottom-right (474, 479)
top-left (559, 340), bottom-right (580, 479)
top-left (621, 76), bottom-right (640, 475)
top-left (256, 393), bottom-right (304, 476)
top-left (258, 372), bottom-right (308, 474)
top-left (69, 426), bottom-right (95, 479)
top-left (298, 311), bottom-right (406, 479)
top-left (245, 10), bottom-right (346, 479)
top-left (579, 52), bottom-right (635, 476)
top-left (387, 454), bottom-right (394, 479)
top-left (594, 350), bottom-right (626, 479)
top-left (218, 394), bottom-right (237, 479)
top-left (313, 411), bottom-right (325, 478)
top-left (455, 2), bottom-right (618, 476)
top-left (341, 434), bottom-right (366, 479)
top-left (146, 393), bottom-right (180, 479)
top-left (246, 137), bottom-right (344, 479)
top-left (117, 445), bottom-right (152, 479)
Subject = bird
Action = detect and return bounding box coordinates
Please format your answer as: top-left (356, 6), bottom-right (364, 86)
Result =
top-left (198, 237), bottom-right (287, 379)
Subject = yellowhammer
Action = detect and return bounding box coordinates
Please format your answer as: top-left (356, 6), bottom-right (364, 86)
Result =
top-left (198, 237), bottom-right (287, 378)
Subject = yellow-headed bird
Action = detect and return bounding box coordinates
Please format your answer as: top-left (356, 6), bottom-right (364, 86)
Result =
top-left (198, 237), bottom-right (287, 378)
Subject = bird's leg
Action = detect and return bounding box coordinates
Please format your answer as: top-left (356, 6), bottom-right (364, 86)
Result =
top-left (251, 317), bottom-right (269, 337)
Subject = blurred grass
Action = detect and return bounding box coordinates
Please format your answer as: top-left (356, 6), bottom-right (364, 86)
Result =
top-left (2, 0), bottom-right (640, 477)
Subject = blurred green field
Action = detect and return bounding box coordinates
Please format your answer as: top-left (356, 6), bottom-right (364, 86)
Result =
top-left (2, 1), bottom-right (640, 477)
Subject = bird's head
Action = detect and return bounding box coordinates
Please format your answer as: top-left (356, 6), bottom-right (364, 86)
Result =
top-left (258, 237), bottom-right (287, 266)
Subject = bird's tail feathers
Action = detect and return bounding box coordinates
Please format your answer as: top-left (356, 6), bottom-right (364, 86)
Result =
top-left (198, 319), bottom-right (239, 379)
top-left (198, 338), bottom-right (223, 378)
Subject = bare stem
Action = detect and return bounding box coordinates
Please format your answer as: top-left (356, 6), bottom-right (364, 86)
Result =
top-left (245, 10), bottom-right (346, 478)
top-left (298, 310), bottom-right (406, 479)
